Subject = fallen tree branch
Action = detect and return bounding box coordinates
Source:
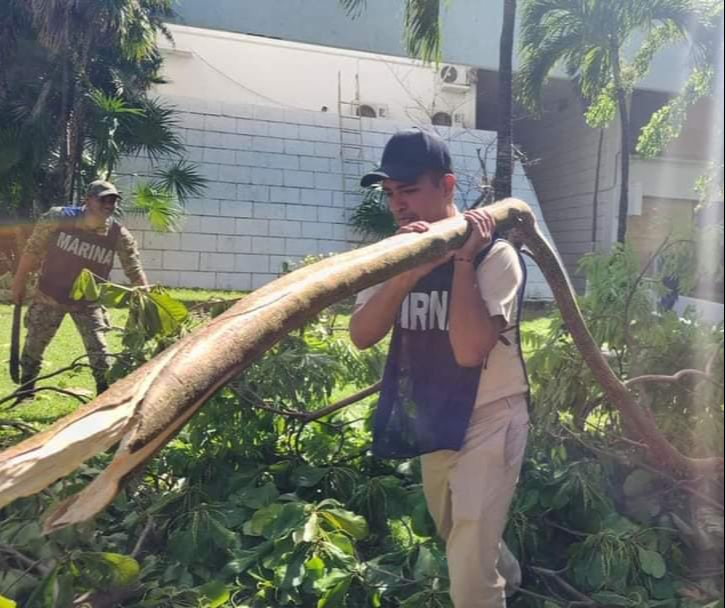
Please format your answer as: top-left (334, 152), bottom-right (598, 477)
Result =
top-left (231, 381), bottom-right (381, 422)
top-left (0, 544), bottom-right (50, 576)
top-left (626, 369), bottom-right (724, 390)
top-left (0, 386), bottom-right (91, 409)
top-left (532, 566), bottom-right (598, 606)
top-left (132, 517), bottom-right (154, 559)
top-left (0, 420), bottom-right (38, 436)
top-left (302, 382), bottom-right (382, 423)
top-left (559, 426), bottom-right (725, 513)
top-left (0, 198), bottom-right (722, 533)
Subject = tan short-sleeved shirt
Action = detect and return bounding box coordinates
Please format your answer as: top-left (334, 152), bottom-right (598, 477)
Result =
top-left (355, 240), bottom-right (528, 408)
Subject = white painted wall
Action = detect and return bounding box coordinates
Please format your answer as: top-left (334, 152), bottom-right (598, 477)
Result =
top-left (156, 25), bottom-right (477, 129)
top-left (114, 95), bottom-right (555, 300)
top-left (517, 82), bottom-right (711, 291)
top-left (628, 157), bottom-right (710, 216)
top-left (516, 87), bottom-right (620, 291)
top-left (674, 296), bottom-right (725, 324)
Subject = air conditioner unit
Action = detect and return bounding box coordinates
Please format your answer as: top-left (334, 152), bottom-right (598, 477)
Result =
top-left (452, 112), bottom-right (466, 126)
top-left (438, 65), bottom-right (472, 91)
top-left (355, 102), bottom-right (389, 119)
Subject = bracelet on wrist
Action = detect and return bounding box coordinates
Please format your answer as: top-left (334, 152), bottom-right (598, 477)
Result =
top-left (454, 256), bottom-right (473, 263)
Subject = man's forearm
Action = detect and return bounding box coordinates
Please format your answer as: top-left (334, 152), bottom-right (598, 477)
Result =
top-left (131, 271), bottom-right (149, 287)
top-left (448, 261), bottom-right (501, 367)
top-left (350, 274), bottom-right (418, 349)
top-left (117, 228), bottom-right (148, 287)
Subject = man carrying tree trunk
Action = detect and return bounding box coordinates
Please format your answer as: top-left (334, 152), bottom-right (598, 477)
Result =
top-left (10, 180), bottom-right (149, 398)
top-left (350, 129), bottom-right (529, 608)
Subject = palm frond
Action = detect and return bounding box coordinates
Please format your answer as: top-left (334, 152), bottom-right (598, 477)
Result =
top-left (0, 126), bottom-right (23, 174)
top-left (575, 46), bottom-right (612, 100)
top-left (127, 182), bottom-right (183, 232)
top-left (516, 31), bottom-right (582, 111)
top-left (152, 160), bottom-right (208, 202)
top-left (338, 0), bottom-right (367, 18)
top-left (118, 97), bottom-right (184, 161)
top-left (404, 0), bottom-right (442, 63)
top-left (86, 90), bottom-right (145, 174)
top-left (350, 188), bottom-right (396, 240)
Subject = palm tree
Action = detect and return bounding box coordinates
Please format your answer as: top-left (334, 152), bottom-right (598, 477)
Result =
top-left (517, 0), bottom-right (696, 243)
top-left (494, 0), bottom-right (517, 200)
top-left (0, 0), bottom-right (203, 230)
top-left (342, 0), bottom-right (520, 213)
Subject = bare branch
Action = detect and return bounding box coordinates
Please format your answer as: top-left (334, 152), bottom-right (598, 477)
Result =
top-left (626, 369), bottom-right (724, 390)
top-left (231, 381), bottom-right (381, 423)
top-left (532, 567), bottom-right (598, 606)
top-left (0, 386), bottom-right (90, 410)
top-left (131, 517), bottom-right (154, 559)
top-left (0, 544), bottom-right (50, 576)
top-left (302, 382), bottom-right (381, 423)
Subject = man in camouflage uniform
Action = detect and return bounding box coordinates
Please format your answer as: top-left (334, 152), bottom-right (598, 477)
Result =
top-left (10, 180), bottom-right (148, 396)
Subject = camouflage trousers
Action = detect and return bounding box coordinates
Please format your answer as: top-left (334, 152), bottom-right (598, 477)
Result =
top-left (20, 299), bottom-right (111, 391)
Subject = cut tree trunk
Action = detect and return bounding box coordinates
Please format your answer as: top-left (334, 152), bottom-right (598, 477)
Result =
top-left (0, 199), bottom-right (721, 533)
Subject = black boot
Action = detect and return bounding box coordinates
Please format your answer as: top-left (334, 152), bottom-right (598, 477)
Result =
top-left (11, 378), bottom-right (36, 406)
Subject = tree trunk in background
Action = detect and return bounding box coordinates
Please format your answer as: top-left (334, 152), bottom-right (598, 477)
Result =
top-left (611, 47), bottom-right (631, 243)
top-left (494, 0), bottom-right (516, 201)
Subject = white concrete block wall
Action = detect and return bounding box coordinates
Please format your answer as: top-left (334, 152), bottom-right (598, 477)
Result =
top-left (115, 95), bottom-right (554, 300)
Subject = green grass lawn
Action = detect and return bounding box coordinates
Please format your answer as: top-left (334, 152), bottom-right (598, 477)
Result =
top-left (0, 288), bottom-right (247, 428)
top-left (1, 294), bottom-right (554, 437)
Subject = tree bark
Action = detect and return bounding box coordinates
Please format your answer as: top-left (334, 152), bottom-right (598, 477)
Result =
top-left (0, 199), bottom-right (721, 534)
top-left (611, 47), bottom-right (631, 243)
top-left (494, 0), bottom-right (516, 201)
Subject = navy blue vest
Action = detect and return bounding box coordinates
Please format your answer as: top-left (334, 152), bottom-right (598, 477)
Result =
top-left (38, 207), bottom-right (121, 305)
top-left (372, 241), bottom-right (527, 459)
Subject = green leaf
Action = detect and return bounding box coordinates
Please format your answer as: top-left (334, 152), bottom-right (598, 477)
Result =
top-left (146, 288), bottom-right (188, 335)
top-left (98, 283), bottom-right (132, 308)
top-left (327, 532), bottom-right (355, 557)
top-left (196, 581), bottom-right (230, 608)
top-left (80, 552), bottom-right (140, 587)
top-left (412, 544), bottom-right (446, 581)
top-left (319, 508), bottom-right (368, 540)
top-left (245, 503), bottom-right (284, 537)
top-left (639, 548), bottom-right (667, 579)
top-left (265, 503), bottom-right (308, 540)
top-left (586, 551), bottom-right (607, 589)
top-left (279, 547), bottom-right (308, 589)
top-left (208, 516), bottom-right (240, 551)
top-left (222, 542), bottom-right (273, 578)
top-left (317, 574), bottom-right (352, 608)
top-left (25, 568), bottom-right (74, 608)
top-left (70, 269), bottom-right (101, 302)
top-left (235, 482), bottom-right (279, 510)
top-left (291, 464), bottom-right (328, 488)
top-left (167, 529), bottom-right (197, 564)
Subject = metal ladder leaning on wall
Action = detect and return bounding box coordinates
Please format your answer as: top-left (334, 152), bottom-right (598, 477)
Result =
top-left (337, 72), bottom-right (365, 211)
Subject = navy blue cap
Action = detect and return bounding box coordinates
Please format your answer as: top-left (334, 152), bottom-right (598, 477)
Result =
top-left (361, 128), bottom-right (453, 188)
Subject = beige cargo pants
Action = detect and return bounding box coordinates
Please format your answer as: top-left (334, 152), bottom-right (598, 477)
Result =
top-left (421, 394), bottom-right (529, 608)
